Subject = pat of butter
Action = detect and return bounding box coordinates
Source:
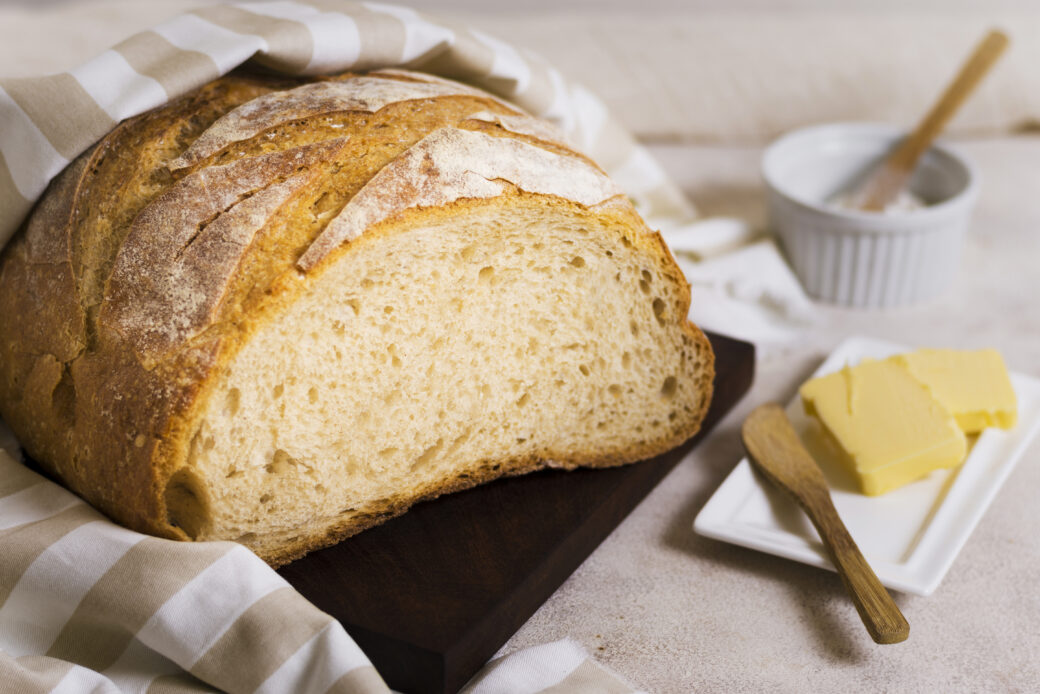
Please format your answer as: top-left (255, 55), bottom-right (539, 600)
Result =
top-left (892, 349), bottom-right (1017, 434)
top-left (800, 359), bottom-right (966, 496)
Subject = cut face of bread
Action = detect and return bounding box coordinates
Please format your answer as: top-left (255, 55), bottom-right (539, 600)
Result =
top-left (178, 196), bottom-right (711, 562)
top-left (0, 69), bottom-right (713, 567)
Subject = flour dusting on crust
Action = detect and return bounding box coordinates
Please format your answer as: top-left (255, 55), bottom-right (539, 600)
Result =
top-left (297, 127), bottom-right (622, 270)
top-left (104, 139), bottom-right (349, 361)
top-left (170, 77), bottom-right (520, 171)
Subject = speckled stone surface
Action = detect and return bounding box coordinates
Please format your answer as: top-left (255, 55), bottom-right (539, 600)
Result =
top-left (498, 138), bottom-right (1040, 693)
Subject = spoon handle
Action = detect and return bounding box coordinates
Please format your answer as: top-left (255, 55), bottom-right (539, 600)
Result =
top-left (858, 29), bottom-right (1009, 211)
top-left (798, 488), bottom-right (910, 644)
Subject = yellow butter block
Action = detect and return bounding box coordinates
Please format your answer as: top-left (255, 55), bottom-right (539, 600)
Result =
top-left (800, 359), bottom-right (967, 496)
top-left (892, 348), bottom-right (1017, 434)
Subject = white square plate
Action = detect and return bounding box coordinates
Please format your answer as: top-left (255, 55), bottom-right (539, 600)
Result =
top-left (694, 336), bottom-right (1040, 596)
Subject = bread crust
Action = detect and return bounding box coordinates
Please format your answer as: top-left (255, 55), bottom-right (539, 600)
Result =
top-left (0, 69), bottom-right (714, 566)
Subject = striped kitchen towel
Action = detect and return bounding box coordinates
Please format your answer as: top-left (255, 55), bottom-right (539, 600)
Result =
top-left (0, 2), bottom-right (673, 691)
top-left (0, 443), bottom-right (383, 694)
top-left (0, 0), bottom-right (696, 255)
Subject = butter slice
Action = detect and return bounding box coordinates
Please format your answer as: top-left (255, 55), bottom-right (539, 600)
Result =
top-left (893, 349), bottom-right (1017, 434)
top-left (800, 359), bottom-right (966, 496)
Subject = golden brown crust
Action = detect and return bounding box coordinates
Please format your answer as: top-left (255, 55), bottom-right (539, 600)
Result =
top-left (0, 68), bottom-right (714, 566)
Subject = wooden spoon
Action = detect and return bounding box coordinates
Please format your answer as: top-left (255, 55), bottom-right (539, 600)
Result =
top-left (741, 403), bottom-right (909, 644)
top-left (852, 29), bottom-right (1009, 211)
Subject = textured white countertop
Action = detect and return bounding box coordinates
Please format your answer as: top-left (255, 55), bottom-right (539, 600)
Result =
top-left (3, 2), bottom-right (1039, 691)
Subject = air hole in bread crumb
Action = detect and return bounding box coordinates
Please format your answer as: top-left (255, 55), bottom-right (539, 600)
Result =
top-left (516, 437), bottom-right (526, 444)
top-left (639, 279), bottom-right (651, 295)
top-left (308, 387), bottom-right (319, 404)
top-left (346, 299), bottom-right (359, 316)
top-left (379, 447), bottom-right (399, 458)
top-left (622, 352), bottom-right (632, 369)
top-left (413, 439), bottom-right (444, 468)
top-left (163, 469), bottom-right (208, 540)
top-left (478, 266), bottom-right (495, 282)
top-left (460, 245), bottom-right (477, 261)
top-left (224, 388), bottom-right (240, 416)
top-left (669, 411), bottom-right (678, 421)
top-left (661, 376), bottom-right (678, 399)
top-left (570, 256), bottom-right (586, 268)
top-left (273, 384), bottom-right (284, 398)
top-left (652, 298), bottom-right (666, 325)
top-left (134, 434), bottom-right (146, 448)
top-left (642, 269), bottom-right (653, 284)
top-left (259, 493), bottom-right (273, 504)
top-left (608, 384), bottom-right (623, 398)
top-left (517, 392), bottom-right (530, 407)
top-left (579, 364), bottom-right (591, 376)
top-left (630, 321), bottom-right (639, 337)
top-left (266, 449), bottom-right (295, 474)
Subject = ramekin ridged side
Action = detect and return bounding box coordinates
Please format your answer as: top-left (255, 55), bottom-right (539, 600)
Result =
top-left (762, 123), bottom-right (977, 308)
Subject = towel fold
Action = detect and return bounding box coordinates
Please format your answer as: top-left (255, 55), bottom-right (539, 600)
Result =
top-left (675, 235), bottom-right (819, 355)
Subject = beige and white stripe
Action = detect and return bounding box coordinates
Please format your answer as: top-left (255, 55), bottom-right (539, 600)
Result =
top-left (0, 0), bottom-right (695, 254)
top-left (0, 448), bottom-right (388, 694)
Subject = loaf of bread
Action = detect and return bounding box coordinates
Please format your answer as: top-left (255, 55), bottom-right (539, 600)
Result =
top-left (0, 69), bottom-right (714, 566)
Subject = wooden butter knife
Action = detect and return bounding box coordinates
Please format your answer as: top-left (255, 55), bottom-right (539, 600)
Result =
top-left (741, 403), bottom-right (910, 644)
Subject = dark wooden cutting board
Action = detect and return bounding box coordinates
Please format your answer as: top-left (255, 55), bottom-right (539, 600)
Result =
top-left (278, 331), bottom-right (754, 694)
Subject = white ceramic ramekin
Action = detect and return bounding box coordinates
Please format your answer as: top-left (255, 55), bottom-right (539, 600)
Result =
top-left (762, 123), bottom-right (978, 308)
